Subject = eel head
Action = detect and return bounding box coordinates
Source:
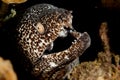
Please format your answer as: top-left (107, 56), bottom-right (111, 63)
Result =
top-left (17, 4), bottom-right (91, 79)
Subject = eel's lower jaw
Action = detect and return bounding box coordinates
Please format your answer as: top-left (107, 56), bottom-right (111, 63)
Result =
top-left (72, 31), bottom-right (91, 50)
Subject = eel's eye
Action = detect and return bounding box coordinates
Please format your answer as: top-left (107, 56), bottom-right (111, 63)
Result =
top-left (36, 22), bottom-right (45, 34)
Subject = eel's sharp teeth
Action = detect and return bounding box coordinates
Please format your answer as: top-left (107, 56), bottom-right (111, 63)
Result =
top-left (77, 33), bottom-right (81, 39)
top-left (72, 42), bottom-right (74, 44)
top-left (74, 39), bottom-right (77, 42)
top-left (58, 28), bottom-right (68, 38)
top-left (69, 30), bottom-right (73, 33)
top-left (46, 42), bottom-right (54, 51)
top-left (72, 39), bottom-right (77, 44)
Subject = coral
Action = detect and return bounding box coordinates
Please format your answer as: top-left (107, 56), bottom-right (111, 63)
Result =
top-left (0, 57), bottom-right (17, 80)
top-left (1, 0), bottom-right (27, 4)
top-left (67, 22), bottom-right (120, 80)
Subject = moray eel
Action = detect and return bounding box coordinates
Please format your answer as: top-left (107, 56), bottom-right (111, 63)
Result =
top-left (16, 4), bottom-right (91, 80)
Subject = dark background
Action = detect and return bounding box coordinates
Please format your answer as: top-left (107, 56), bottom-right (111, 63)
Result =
top-left (0, 0), bottom-right (120, 80)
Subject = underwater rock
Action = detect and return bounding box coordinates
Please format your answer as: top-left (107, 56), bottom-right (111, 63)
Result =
top-left (0, 57), bottom-right (17, 80)
top-left (16, 4), bottom-right (91, 80)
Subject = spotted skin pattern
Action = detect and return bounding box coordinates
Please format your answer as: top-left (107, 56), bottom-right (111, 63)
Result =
top-left (16, 4), bottom-right (91, 80)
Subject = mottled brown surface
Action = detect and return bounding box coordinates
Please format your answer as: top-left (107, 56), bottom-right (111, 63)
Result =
top-left (16, 4), bottom-right (91, 79)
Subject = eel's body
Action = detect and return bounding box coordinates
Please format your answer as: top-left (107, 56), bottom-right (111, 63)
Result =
top-left (16, 4), bottom-right (91, 80)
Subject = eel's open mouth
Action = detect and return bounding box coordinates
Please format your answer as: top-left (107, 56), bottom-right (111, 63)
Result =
top-left (44, 27), bottom-right (90, 55)
top-left (45, 29), bottom-right (75, 54)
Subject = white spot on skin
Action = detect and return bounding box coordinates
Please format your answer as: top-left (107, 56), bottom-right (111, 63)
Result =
top-left (38, 39), bottom-right (47, 47)
top-left (65, 50), bottom-right (69, 53)
top-left (34, 67), bottom-right (39, 71)
top-left (64, 55), bottom-right (69, 60)
top-left (42, 55), bottom-right (48, 58)
top-left (28, 39), bottom-right (32, 43)
top-left (47, 33), bottom-right (51, 36)
top-left (49, 62), bottom-right (58, 68)
top-left (47, 6), bottom-right (51, 9)
top-left (38, 42), bottom-right (43, 47)
top-left (34, 49), bottom-right (38, 53)
top-left (31, 34), bottom-right (34, 38)
top-left (68, 18), bottom-right (72, 26)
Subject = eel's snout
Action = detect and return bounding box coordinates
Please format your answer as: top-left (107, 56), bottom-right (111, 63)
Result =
top-left (80, 32), bottom-right (91, 49)
top-left (82, 32), bottom-right (91, 48)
